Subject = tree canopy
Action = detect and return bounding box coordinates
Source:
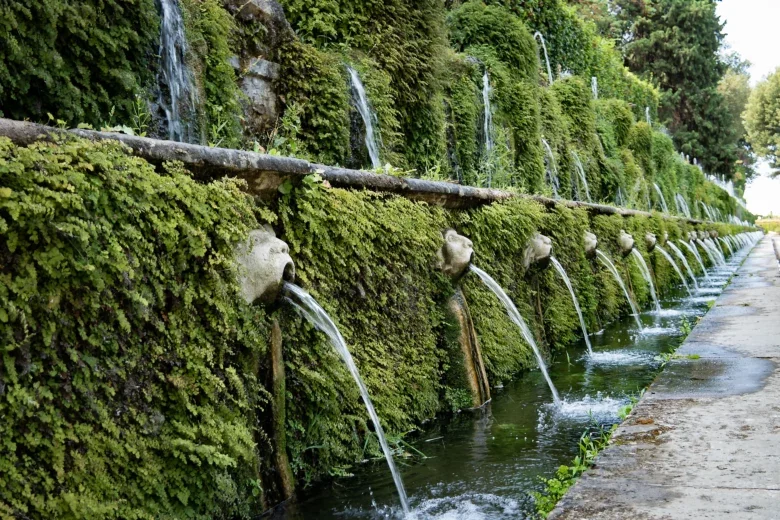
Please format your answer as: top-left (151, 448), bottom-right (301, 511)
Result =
top-left (745, 68), bottom-right (780, 176)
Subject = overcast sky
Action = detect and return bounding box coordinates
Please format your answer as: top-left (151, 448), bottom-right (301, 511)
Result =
top-left (717, 0), bottom-right (780, 216)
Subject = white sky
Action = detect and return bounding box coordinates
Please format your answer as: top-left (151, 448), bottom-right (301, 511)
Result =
top-left (717, 0), bottom-right (780, 216)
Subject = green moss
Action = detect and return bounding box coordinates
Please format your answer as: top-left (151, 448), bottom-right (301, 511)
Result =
top-left (180, 0), bottom-right (244, 148)
top-left (448, 1), bottom-right (538, 83)
top-left (0, 0), bottom-right (158, 126)
top-left (0, 137), bottom-right (267, 518)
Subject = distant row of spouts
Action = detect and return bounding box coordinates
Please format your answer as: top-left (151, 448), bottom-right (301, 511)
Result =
top-left (232, 223), bottom-right (760, 515)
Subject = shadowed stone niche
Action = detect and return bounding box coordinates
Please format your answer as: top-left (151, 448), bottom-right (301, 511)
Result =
top-left (437, 230), bottom-right (490, 408)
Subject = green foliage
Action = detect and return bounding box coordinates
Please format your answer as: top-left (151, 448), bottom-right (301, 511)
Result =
top-left (623, 0), bottom-right (738, 177)
top-left (277, 0), bottom-right (448, 171)
top-left (532, 426), bottom-right (614, 517)
top-left (745, 67), bottom-right (780, 173)
top-left (448, 1), bottom-right (538, 83)
top-left (0, 137), bottom-right (268, 518)
top-left (180, 0), bottom-right (244, 148)
top-left (272, 40), bottom-right (351, 164)
top-left (0, 0), bottom-right (158, 126)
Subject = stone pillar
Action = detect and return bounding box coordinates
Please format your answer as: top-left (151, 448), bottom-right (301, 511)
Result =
top-left (270, 319), bottom-right (295, 499)
top-left (447, 288), bottom-right (491, 408)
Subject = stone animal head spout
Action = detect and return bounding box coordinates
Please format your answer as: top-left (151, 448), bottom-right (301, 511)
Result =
top-left (709, 230), bottom-right (719, 239)
top-left (645, 232), bottom-right (657, 252)
top-left (698, 230), bottom-right (708, 240)
top-left (688, 231), bottom-right (697, 242)
top-left (523, 233), bottom-right (553, 270)
top-left (584, 232), bottom-right (598, 258)
top-left (437, 229), bottom-right (474, 280)
top-left (661, 232), bottom-right (669, 246)
top-left (618, 230), bottom-right (634, 256)
top-left (234, 225), bottom-right (295, 305)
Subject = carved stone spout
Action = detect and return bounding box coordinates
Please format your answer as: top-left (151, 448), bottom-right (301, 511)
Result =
top-left (645, 232), bottom-right (657, 252)
top-left (660, 232), bottom-right (669, 246)
top-left (687, 231), bottom-right (697, 242)
top-left (584, 232), bottom-right (598, 258)
top-left (709, 230), bottom-right (719, 239)
top-left (523, 233), bottom-right (552, 270)
top-left (618, 230), bottom-right (634, 256)
top-left (234, 225), bottom-right (295, 304)
top-left (437, 229), bottom-right (474, 279)
top-left (698, 230), bottom-right (708, 241)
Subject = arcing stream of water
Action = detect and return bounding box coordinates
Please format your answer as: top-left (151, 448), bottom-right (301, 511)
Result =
top-left (533, 32), bottom-right (554, 85)
top-left (347, 66), bottom-right (382, 169)
top-left (571, 151), bottom-right (592, 203)
top-left (470, 266), bottom-right (561, 404)
top-left (667, 241), bottom-right (699, 290)
top-left (653, 183), bottom-right (669, 214)
top-left (541, 139), bottom-right (560, 198)
top-left (283, 283), bottom-right (410, 515)
top-left (596, 250), bottom-right (642, 328)
top-left (679, 240), bottom-right (710, 281)
top-left (289, 233), bottom-right (760, 519)
top-left (655, 245), bottom-right (692, 297)
top-left (630, 249), bottom-right (661, 313)
top-left (550, 257), bottom-right (592, 355)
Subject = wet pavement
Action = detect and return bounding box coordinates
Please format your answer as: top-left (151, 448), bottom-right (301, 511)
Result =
top-left (549, 233), bottom-right (780, 520)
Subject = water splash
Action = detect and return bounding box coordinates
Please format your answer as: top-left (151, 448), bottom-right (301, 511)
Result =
top-left (571, 151), bottom-right (592, 203)
top-left (283, 283), bottom-right (410, 514)
top-left (533, 32), bottom-right (554, 85)
top-left (157, 0), bottom-right (199, 142)
top-left (655, 245), bottom-right (692, 297)
top-left (550, 257), bottom-right (592, 355)
top-left (630, 249), bottom-right (661, 313)
top-left (541, 139), bottom-right (560, 198)
top-left (595, 250), bottom-right (642, 328)
top-left (679, 240), bottom-right (710, 280)
top-left (667, 241), bottom-right (699, 290)
top-left (652, 183), bottom-right (669, 214)
top-left (347, 66), bottom-right (382, 169)
top-left (470, 266), bottom-right (561, 404)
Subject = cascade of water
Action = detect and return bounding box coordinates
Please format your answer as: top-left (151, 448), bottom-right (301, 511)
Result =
top-left (283, 283), bottom-right (410, 514)
top-left (595, 250), bottom-right (642, 328)
top-left (655, 246), bottom-right (692, 297)
top-left (481, 70), bottom-right (494, 155)
top-left (681, 240), bottom-right (710, 280)
top-left (591, 77), bottom-right (599, 99)
top-left (157, 0), bottom-right (199, 143)
top-left (652, 183), bottom-right (669, 214)
top-left (696, 239), bottom-right (719, 267)
top-left (704, 238), bottom-right (725, 265)
top-left (550, 257), bottom-right (592, 355)
top-left (718, 236), bottom-right (733, 257)
top-left (347, 66), bottom-right (382, 169)
top-left (616, 187), bottom-right (626, 207)
top-left (645, 106), bottom-right (652, 125)
top-left (674, 194), bottom-right (692, 218)
top-left (533, 32), bottom-right (554, 85)
top-left (470, 266), bottom-right (561, 404)
top-left (699, 201), bottom-right (714, 221)
top-left (571, 151), bottom-right (592, 203)
top-left (630, 249), bottom-right (661, 312)
top-left (666, 241), bottom-right (699, 290)
top-left (541, 139), bottom-right (560, 198)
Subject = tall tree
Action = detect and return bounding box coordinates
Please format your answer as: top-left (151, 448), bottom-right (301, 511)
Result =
top-left (717, 51), bottom-right (755, 191)
top-left (744, 68), bottom-right (780, 176)
top-left (619, 0), bottom-right (739, 177)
